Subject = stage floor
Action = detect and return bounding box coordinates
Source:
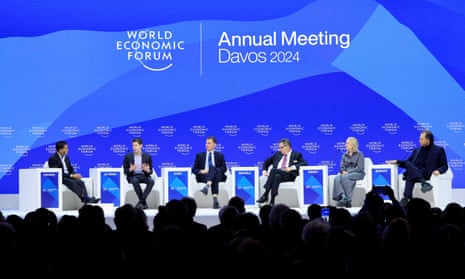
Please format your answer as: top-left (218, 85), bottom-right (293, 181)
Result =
top-left (0, 205), bottom-right (361, 230)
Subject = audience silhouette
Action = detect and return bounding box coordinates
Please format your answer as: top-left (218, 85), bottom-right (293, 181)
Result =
top-left (1, 192), bottom-right (464, 275)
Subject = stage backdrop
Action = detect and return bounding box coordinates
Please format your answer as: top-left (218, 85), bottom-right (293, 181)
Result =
top-left (1, 0), bottom-right (464, 195)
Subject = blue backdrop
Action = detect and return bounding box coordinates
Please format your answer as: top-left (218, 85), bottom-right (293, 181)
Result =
top-left (1, 0), bottom-right (464, 194)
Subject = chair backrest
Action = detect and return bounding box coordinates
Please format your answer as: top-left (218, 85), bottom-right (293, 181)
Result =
top-left (355, 157), bottom-right (373, 189)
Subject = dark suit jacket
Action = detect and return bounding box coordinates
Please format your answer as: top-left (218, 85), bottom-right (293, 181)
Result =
top-left (399, 144), bottom-right (448, 179)
top-left (48, 152), bottom-right (76, 181)
top-left (123, 152), bottom-right (154, 182)
top-left (192, 151), bottom-right (227, 182)
top-left (262, 150), bottom-right (307, 178)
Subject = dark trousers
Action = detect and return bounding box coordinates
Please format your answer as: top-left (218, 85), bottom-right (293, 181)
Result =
top-left (403, 161), bottom-right (428, 199)
top-left (196, 167), bottom-right (224, 195)
top-left (128, 174), bottom-right (155, 203)
top-left (63, 177), bottom-right (89, 202)
top-left (263, 168), bottom-right (295, 198)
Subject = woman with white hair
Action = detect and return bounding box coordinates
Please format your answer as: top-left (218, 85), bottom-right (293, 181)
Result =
top-left (332, 136), bottom-right (365, 208)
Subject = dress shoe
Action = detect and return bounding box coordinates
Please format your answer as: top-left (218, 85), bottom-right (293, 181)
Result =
top-left (336, 199), bottom-right (347, 207)
top-left (421, 182), bottom-right (433, 193)
top-left (256, 194), bottom-right (268, 203)
top-left (85, 197), bottom-right (100, 204)
top-left (332, 193), bottom-right (343, 202)
top-left (135, 201), bottom-right (148, 209)
top-left (200, 185), bottom-right (209, 195)
top-left (337, 199), bottom-right (351, 208)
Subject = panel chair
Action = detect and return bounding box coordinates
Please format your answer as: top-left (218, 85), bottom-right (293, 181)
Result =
top-left (397, 167), bottom-right (453, 209)
top-left (43, 161), bottom-right (94, 210)
top-left (120, 170), bottom-right (164, 209)
top-left (327, 157), bottom-right (373, 207)
top-left (258, 167), bottom-right (306, 208)
top-left (190, 170), bottom-right (233, 208)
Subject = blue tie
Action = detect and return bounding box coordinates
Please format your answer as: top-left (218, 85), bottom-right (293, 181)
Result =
top-left (208, 152), bottom-right (213, 168)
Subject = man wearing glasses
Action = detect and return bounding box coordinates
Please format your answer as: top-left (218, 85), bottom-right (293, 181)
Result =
top-left (256, 138), bottom-right (307, 206)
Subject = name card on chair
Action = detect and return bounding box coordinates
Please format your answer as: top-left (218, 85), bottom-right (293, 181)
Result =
top-left (19, 168), bottom-right (62, 212)
top-left (40, 171), bottom-right (60, 208)
top-left (231, 167), bottom-right (259, 206)
top-left (100, 170), bottom-right (121, 206)
top-left (371, 164), bottom-right (398, 199)
top-left (163, 167), bottom-right (191, 202)
top-left (302, 165), bottom-right (328, 206)
top-left (89, 168), bottom-right (122, 207)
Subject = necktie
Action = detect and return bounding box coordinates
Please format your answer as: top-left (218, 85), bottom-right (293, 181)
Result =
top-left (208, 152), bottom-right (213, 168)
top-left (281, 154), bottom-right (287, 169)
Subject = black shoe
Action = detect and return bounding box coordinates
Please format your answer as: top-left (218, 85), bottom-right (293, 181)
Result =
top-left (135, 201), bottom-right (148, 209)
top-left (256, 194), bottom-right (268, 203)
top-left (332, 193), bottom-right (343, 202)
top-left (213, 200), bottom-right (220, 209)
top-left (85, 197), bottom-right (100, 204)
top-left (200, 185), bottom-right (209, 195)
top-left (142, 200), bottom-right (149, 209)
top-left (421, 182), bottom-right (433, 193)
top-left (336, 199), bottom-right (347, 207)
top-left (336, 199), bottom-right (351, 208)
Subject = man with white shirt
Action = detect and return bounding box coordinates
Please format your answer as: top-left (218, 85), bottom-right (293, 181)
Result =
top-left (192, 136), bottom-right (227, 209)
top-left (48, 140), bottom-right (100, 204)
top-left (256, 138), bottom-right (307, 206)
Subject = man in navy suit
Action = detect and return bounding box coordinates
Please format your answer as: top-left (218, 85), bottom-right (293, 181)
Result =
top-left (48, 140), bottom-right (100, 204)
top-left (123, 137), bottom-right (155, 209)
top-left (192, 136), bottom-right (227, 209)
top-left (387, 130), bottom-right (449, 207)
top-left (256, 138), bottom-right (307, 206)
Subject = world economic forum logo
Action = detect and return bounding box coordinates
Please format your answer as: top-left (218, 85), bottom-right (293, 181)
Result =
top-left (116, 29), bottom-right (185, 72)
top-left (78, 144), bottom-right (96, 157)
top-left (175, 143), bottom-right (192, 155)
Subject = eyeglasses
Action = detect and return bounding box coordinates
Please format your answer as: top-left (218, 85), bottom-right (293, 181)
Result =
top-left (279, 145), bottom-right (288, 149)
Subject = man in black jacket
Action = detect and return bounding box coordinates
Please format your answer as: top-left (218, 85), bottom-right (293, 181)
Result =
top-left (386, 130), bottom-right (449, 207)
top-left (48, 140), bottom-right (99, 204)
top-left (191, 136), bottom-right (227, 209)
top-left (257, 138), bottom-right (307, 206)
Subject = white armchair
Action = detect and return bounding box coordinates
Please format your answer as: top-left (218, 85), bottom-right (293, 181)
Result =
top-left (258, 167), bottom-right (307, 208)
top-left (328, 157), bottom-right (373, 207)
top-left (397, 167), bottom-right (453, 209)
top-left (43, 161), bottom-right (94, 210)
top-left (190, 170), bottom-right (233, 208)
top-left (121, 170), bottom-right (164, 209)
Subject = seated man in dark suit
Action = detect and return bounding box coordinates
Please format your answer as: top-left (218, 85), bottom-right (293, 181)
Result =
top-left (386, 130), bottom-right (449, 207)
top-left (192, 136), bottom-right (227, 209)
top-left (123, 137), bottom-right (155, 210)
top-left (257, 138), bottom-right (307, 206)
top-left (48, 140), bottom-right (99, 204)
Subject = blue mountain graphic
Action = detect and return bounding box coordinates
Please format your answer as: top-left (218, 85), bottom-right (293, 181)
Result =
top-left (238, 176), bottom-right (253, 187)
top-left (305, 176), bottom-right (322, 187)
top-left (170, 177), bottom-right (186, 187)
top-left (373, 175), bottom-right (389, 186)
